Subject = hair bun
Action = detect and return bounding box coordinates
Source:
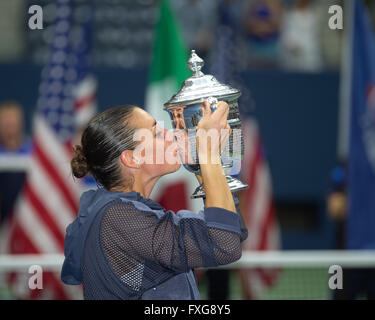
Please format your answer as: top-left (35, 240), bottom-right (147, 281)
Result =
top-left (71, 145), bottom-right (89, 178)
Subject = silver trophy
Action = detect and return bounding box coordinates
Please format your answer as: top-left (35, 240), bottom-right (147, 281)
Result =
top-left (164, 50), bottom-right (249, 199)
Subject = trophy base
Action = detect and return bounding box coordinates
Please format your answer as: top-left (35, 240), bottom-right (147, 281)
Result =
top-left (191, 176), bottom-right (249, 199)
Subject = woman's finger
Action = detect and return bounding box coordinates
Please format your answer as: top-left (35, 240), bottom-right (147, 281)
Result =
top-left (224, 102), bottom-right (230, 120)
top-left (201, 100), bottom-right (212, 116)
top-left (212, 101), bottom-right (229, 121)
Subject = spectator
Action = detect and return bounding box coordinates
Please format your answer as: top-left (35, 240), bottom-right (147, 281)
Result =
top-left (279, 0), bottom-right (324, 72)
top-left (0, 101), bottom-right (28, 153)
top-left (0, 101), bottom-right (30, 226)
top-left (241, 0), bottom-right (283, 69)
top-left (326, 163), bottom-right (347, 250)
top-left (171, 0), bottom-right (218, 60)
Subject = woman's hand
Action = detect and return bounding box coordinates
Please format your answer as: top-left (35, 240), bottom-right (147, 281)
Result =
top-left (196, 100), bottom-right (231, 163)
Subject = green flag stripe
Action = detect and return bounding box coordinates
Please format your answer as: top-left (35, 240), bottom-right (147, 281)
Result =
top-left (149, 0), bottom-right (191, 87)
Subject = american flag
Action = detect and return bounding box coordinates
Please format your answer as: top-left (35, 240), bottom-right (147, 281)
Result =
top-left (209, 1), bottom-right (281, 299)
top-left (3, 0), bottom-right (96, 299)
top-left (239, 118), bottom-right (281, 299)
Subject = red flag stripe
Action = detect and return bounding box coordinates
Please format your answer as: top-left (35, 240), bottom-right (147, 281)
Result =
top-left (30, 272), bottom-right (69, 300)
top-left (74, 93), bottom-right (96, 111)
top-left (156, 182), bottom-right (189, 212)
top-left (242, 138), bottom-right (262, 230)
top-left (33, 141), bottom-right (78, 215)
top-left (256, 268), bottom-right (280, 287)
top-left (241, 121), bottom-right (261, 203)
top-left (258, 201), bottom-right (276, 251)
top-left (9, 217), bottom-right (39, 254)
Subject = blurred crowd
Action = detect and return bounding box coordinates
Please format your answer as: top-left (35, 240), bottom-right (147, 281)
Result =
top-left (173, 0), bottom-right (344, 72)
top-left (0, 0), bottom-right (369, 72)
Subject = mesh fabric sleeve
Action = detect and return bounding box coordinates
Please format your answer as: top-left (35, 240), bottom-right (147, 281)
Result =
top-left (201, 195), bottom-right (248, 242)
top-left (233, 195), bottom-right (249, 242)
top-left (100, 199), bottom-right (246, 274)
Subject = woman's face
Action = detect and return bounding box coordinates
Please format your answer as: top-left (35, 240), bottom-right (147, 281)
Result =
top-left (131, 107), bottom-right (181, 178)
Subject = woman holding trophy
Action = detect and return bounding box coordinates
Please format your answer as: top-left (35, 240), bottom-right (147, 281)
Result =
top-left (61, 99), bottom-right (247, 299)
top-left (61, 50), bottom-right (248, 299)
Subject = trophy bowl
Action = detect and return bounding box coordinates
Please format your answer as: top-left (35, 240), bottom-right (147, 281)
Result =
top-left (164, 50), bottom-right (249, 199)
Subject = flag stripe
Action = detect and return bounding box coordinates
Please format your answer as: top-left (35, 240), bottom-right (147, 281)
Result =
top-left (258, 202), bottom-right (276, 250)
top-left (24, 182), bottom-right (65, 249)
top-left (33, 140), bottom-right (78, 215)
top-left (34, 117), bottom-right (81, 199)
top-left (9, 218), bottom-right (39, 254)
top-left (13, 197), bottom-right (61, 253)
top-left (74, 93), bottom-right (96, 111)
top-left (245, 161), bottom-right (270, 250)
top-left (34, 117), bottom-right (73, 172)
top-left (243, 137), bottom-right (262, 230)
top-left (29, 157), bottom-right (74, 232)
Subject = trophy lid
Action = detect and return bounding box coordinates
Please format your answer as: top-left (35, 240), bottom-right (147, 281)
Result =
top-left (164, 50), bottom-right (240, 109)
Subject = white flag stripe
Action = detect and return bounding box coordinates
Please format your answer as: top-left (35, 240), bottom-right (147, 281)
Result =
top-left (29, 157), bottom-right (75, 231)
top-left (74, 76), bottom-right (97, 127)
top-left (34, 117), bottom-right (71, 165)
top-left (245, 272), bottom-right (267, 299)
top-left (76, 105), bottom-right (95, 119)
top-left (74, 75), bottom-right (97, 98)
top-left (75, 104), bottom-right (96, 127)
top-left (15, 199), bottom-right (61, 253)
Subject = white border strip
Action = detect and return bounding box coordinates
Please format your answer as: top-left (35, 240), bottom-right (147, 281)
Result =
top-left (2, 251), bottom-right (375, 273)
top-left (223, 250), bottom-right (375, 269)
top-left (0, 155), bottom-right (30, 171)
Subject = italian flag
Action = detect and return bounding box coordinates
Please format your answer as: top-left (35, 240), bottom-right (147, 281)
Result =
top-left (145, 0), bottom-right (201, 213)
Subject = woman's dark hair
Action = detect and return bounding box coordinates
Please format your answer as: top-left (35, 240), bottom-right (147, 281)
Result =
top-left (71, 105), bottom-right (138, 190)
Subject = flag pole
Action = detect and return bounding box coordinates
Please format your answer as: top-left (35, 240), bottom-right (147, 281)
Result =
top-left (337, 0), bottom-right (355, 162)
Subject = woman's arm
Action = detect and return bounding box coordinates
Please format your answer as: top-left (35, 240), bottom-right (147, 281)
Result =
top-left (196, 100), bottom-right (236, 212)
top-left (101, 199), bottom-right (244, 273)
top-left (196, 174), bottom-right (248, 243)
